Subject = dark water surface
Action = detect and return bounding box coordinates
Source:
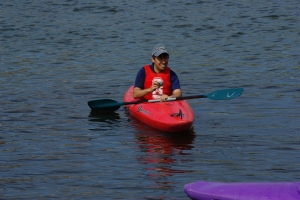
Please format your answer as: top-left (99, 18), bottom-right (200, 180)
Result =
top-left (1, 0), bottom-right (299, 199)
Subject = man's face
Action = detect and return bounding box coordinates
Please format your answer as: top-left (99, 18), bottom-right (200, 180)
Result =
top-left (152, 53), bottom-right (169, 72)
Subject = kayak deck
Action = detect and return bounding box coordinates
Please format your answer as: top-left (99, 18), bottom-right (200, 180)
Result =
top-left (124, 86), bottom-right (194, 133)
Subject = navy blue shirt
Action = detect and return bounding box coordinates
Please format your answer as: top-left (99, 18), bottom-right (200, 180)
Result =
top-left (134, 63), bottom-right (181, 91)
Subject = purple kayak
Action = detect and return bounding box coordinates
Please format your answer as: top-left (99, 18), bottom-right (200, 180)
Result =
top-left (184, 181), bottom-right (300, 200)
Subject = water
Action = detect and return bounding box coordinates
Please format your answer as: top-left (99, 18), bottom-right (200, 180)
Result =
top-left (1, 0), bottom-right (299, 199)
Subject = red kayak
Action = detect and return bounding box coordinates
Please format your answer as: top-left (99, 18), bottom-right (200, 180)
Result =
top-left (123, 86), bottom-right (194, 132)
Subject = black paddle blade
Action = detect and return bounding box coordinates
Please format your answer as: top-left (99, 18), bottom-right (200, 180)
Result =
top-left (88, 99), bottom-right (122, 111)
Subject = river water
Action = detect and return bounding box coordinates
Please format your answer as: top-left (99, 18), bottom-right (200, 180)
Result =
top-left (1, 0), bottom-right (299, 199)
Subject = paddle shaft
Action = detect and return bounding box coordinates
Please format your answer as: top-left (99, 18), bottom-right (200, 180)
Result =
top-left (88, 88), bottom-right (243, 111)
top-left (122, 94), bottom-right (206, 105)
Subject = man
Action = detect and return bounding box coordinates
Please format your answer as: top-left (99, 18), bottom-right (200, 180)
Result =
top-left (133, 44), bottom-right (182, 102)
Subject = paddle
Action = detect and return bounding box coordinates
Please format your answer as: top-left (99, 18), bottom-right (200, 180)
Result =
top-left (88, 88), bottom-right (244, 111)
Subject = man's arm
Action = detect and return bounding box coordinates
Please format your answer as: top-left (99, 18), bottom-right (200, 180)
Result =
top-left (169, 70), bottom-right (182, 98)
top-left (133, 81), bottom-right (161, 99)
top-left (170, 88), bottom-right (182, 98)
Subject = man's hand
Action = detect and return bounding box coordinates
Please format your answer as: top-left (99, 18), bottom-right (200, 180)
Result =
top-left (147, 81), bottom-right (161, 93)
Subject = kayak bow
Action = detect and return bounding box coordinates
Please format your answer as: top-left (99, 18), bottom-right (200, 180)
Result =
top-left (184, 181), bottom-right (300, 200)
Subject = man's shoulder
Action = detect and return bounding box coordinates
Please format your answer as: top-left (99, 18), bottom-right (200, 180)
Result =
top-left (169, 68), bottom-right (178, 77)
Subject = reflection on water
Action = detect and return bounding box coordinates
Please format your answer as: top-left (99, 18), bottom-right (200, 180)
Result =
top-left (88, 110), bottom-right (121, 131)
top-left (131, 116), bottom-right (195, 180)
top-left (88, 110), bottom-right (120, 123)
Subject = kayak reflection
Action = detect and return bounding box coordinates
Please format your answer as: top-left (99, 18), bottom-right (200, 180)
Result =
top-left (130, 115), bottom-right (195, 178)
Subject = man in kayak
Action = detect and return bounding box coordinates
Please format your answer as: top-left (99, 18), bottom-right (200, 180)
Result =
top-left (133, 44), bottom-right (182, 102)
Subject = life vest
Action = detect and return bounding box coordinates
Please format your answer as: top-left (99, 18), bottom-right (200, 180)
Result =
top-left (143, 65), bottom-right (172, 100)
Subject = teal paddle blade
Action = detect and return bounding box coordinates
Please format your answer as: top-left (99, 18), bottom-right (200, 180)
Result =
top-left (88, 99), bottom-right (122, 111)
top-left (206, 88), bottom-right (244, 100)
